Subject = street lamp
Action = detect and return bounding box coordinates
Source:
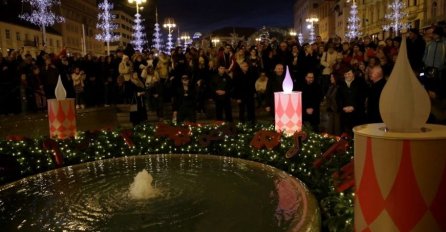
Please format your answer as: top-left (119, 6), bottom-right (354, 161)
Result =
top-left (128, 0), bottom-right (146, 14)
top-left (128, 0), bottom-right (147, 52)
top-left (289, 29), bottom-right (297, 37)
top-left (180, 32), bottom-right (190, 50)
top-left (306, 17), bottom-right (319, 44)
top-left (163, 17), bottom-right (176, 54)
top-left (211, 38), bottom-right (220, 47)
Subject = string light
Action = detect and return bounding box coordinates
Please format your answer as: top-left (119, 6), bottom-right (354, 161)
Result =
top-left (0, 123), bottom-right (354, 231)
top-left (18, 0), bottom-right (64, 46)
top-left (346, 0), bottom-right (361, 41)
top-left (152, 8), bottom-right (163, 53)
top-left (383, 0), bottom-right (408, 34)
top-left (95, 0), bottom-right (120, 55)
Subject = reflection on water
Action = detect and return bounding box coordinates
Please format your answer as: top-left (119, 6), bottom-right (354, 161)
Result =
top-left (0, 154), bottom-right (319, 231)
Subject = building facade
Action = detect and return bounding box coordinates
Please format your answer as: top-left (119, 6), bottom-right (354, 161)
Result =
top-left (294, 0), bottom-right (446, 42)
top-left (112, 9), bottom-right (134, 51)
top-left (59, 0), bottom-right (104, 56)
top-left (0, 21), bottom-right (62, 56)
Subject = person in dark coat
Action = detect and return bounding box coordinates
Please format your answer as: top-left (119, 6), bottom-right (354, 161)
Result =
top-left (366, 65), bottom-right (386, 123)
top-left (172, 74), bottom-right (197, 123)
top-left (209, 64), bottom-right (233, 122)
top-left (233, 62), bottom-right (257, 124)
top-left (265, 63), bottom-right (285, 115)
top-left (336, 67), bottom-right (368, 135)
top-left (302, 71), bottom-right (323, 132)
top-left (407, 28), bottom-right (426, 74)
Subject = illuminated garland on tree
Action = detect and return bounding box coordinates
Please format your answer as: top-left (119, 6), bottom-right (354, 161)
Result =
top-left (19, 0), bottom-right (64, 47)
top-left (0, 122), bottom-right (354, 231)
top-left (383, 0), bottom-right (408, 35)
top-left (346, 0), bottom-right (361, 41)
top-left (132, 13), bottom-right (147, 53)
top-left (152, 8), bottom-right (163, 54)
top-left (298, 33), bottom-right (304, 45)
top-left (95, 0), bottom-right (120, 55)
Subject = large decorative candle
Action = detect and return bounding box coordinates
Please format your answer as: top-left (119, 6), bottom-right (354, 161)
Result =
top-left (354, 35), bottom-right (446, 231)
top-left (47, 76), bottom-right (77, 139)
top-left (274, 66), bottom-right (302, 135)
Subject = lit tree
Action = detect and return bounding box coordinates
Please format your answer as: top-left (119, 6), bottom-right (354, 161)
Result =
top-left (95, 0), bottom-right (120, 55)
top-left (19, 0), bottom-right (64, 47)
top-left (259, 26), bottom-right (270, 44)
top-left (346, 0), bottom-right (361, 41)
top-left (383, 0), bottom-right (408, 35)
top-left (132, 13), bottom-right (147, 53)
top-left (152, 8), bottom-right (163, 54)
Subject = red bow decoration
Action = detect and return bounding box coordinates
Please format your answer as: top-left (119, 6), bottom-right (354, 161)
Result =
top-left (155, 123), bottom-right (191, 146)
top-left (5, 135), bottom-right (26, 142)
top-left (285, 131), bottom-right (308, 158)
top-left (42, 138), bottom-right (64, 167)
top-left (332, 160), bottom-right (355, 192)
top-left (120, 129), bottom-right (134, 147)
top-left (250, 130), bottom-right (281, 150)
top-left (313, 134), bottom-right (350, 169)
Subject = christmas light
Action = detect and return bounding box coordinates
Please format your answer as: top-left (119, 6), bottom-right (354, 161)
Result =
top-left (152, 8), bottom-right (163, 54)
top-left (95, 0), bottom-right (120, 55)
top-left (346, 0), bottom-right (361, 41)
top-left (383, 0), bottom-right (408, 34)
top-left (306, 17), bottom-right (318, 44)
top-left (298, 33), bottom-right (304, 45)
top-left (131, 13), bottom-right (147, 53)
top-left (0, 123), bottom-right (354, 231)
top-left (19, 0), bottom-right (64, 46)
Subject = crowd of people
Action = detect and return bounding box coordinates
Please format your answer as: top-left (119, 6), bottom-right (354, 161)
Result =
top-left (0, 24), bottom-right (445, 135)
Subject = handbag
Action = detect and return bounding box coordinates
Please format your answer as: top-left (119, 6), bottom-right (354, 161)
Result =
top-left (129, 95), bottom-right (138, 112)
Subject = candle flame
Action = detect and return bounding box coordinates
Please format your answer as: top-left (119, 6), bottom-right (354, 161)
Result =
top-left (55, 75), bottom-right (67, 100)
top-left (282, 66), bottom-right (293, 94)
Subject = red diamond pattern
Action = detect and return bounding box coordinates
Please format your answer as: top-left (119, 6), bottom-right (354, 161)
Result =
top-left (384, 140), bottom-right (427, 232)
top-left (356, 137), bottom-right (385, 225)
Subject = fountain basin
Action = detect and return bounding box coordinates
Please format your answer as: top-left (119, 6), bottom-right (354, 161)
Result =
top-left (0, 154), bottom-right (320, 231)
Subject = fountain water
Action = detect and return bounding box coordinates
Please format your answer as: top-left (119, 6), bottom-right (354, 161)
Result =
top-left (129, 169), bottom-right (158, 200)
top-left (0, 154), bottom-right (320, 231)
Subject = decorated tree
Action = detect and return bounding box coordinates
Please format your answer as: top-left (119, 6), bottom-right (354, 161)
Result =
top-left (346, 0), bottom-right (361, 41)
top-left (132, 13), bottom-right (147, 53)
top-left (259, 26), bottom-right (270, 44)
top-left (383, 0), bottom-right (408, 35)
top-left (152, 8), bottom-right (163, 54)
top-left (19, 0), bottom-right (64, 47)
top-left (95, 0), bottom-right (120, 55)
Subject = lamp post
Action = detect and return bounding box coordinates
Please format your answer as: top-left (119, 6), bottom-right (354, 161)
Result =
top-left (163, 17), bottom-right (176, 54)
top-left (211, 38), bottom-right (220, 47)
top-left (180, 32), bottom-right (190, 50)
top-left (128, 0), bottom-right (147, 52)
top-left (289, 29), bottom-right (297, 37)
top-left (306, 17), bottom-right (319, 44)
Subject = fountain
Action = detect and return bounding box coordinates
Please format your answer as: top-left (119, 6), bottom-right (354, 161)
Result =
top-left (129, 169), bottom-right (158, 200)
top-left (0, 154), bottom-right (320, 231)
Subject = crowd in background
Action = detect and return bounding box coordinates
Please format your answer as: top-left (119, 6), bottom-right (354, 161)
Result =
top-left (0, 24), bottom-right (445, 135)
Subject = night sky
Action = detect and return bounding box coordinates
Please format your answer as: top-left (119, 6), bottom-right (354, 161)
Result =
top-left (153, 0), bottom-right (294, 34)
